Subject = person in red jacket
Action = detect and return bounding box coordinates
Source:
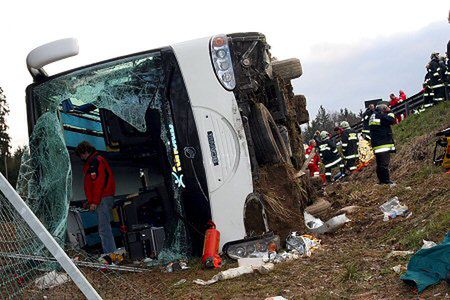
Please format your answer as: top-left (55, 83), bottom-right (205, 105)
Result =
top-left (389, 93), bottom-right (400, 107)
top-left (399, 90), bottom-right (407, 101)
top-left (305, 140), bottom-right (321, 177)
top-left (389, 93), bottom-right (405, 124)
top-left (75, 141), bottom-right (117, 254)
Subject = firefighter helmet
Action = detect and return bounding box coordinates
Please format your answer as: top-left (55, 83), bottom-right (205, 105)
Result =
top-left (320, 131), bottom-right (329, 140)
top-left (340, 121), bottom-right (350, 129)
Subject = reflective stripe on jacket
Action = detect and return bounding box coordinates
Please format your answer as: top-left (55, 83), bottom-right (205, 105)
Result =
top-left (318, 138), bottom-right (341, 167)
top-left (369, 110), bottom-right (396, 154)
top-left (341, 128), bottom-right (359, 159)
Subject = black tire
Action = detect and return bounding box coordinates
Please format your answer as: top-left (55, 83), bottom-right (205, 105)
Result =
top-left (244, 193), bottom-right (269, 236)
top-left (292, 94), bottom-right (309, 124)
top-left (249, 103), bottom-right (290, 164)
top-left (272, 58), bottom-right (302, 80)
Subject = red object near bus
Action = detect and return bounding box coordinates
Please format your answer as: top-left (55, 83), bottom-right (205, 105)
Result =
top-left (202, 221), bottom-right (222, 269)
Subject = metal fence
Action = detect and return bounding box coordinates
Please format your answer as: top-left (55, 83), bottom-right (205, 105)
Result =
top-left (347, 83), bottom-right (449, 133)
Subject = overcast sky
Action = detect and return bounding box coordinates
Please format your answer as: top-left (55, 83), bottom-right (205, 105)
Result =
top-left (0, 0), bottom-right (448, 149)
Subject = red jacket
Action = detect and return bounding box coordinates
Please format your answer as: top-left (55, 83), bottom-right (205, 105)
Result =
top-left (83, 152), bottom-right (116, 205)
top-left (399, 91), bottom-right (407, 101)
top-left (305, 145), bottom-right (321, 176)
top-left (389, 96), bottom-right (400, 107)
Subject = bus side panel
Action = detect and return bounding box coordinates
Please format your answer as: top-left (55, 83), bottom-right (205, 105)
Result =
top-left (171, 38), bottom-right (253, 248)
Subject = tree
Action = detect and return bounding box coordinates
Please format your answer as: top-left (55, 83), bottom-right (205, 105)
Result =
top-left (7, 146), bottom-right (25, 187)
top-left (303, 105), bottom-right (335, 141)
top-left (0, 87), bottom-right (11, 179)
top-left (303, 105), bottom-right (361, 141)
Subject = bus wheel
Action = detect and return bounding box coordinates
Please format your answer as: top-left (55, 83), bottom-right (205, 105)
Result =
top-left (249, 103), bottom-right (290, 164)
top-left (243, 193), bottom-right (269, 236)
top-left (272, 58), bottom-right (302, 80)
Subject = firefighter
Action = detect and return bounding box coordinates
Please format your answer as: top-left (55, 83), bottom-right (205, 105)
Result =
top-left (318, 131), bottom-right (342, 182)
top-left (361, 104), bottom-right (375, 141)
top-left (305, 139), bottom-right (320, 177)
top-left (369, 103), bottom-right (396, 185)
top-left (75, 141), bottom-right (117, 254)
top-left (429, 52), bottom-right (446, 103)
top-left (421, 64), bottom-right (435, 111)
top-left (340, 121), bottom-right (359, 173)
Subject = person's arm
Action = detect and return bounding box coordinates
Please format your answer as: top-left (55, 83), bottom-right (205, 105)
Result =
top-left (328, 139), bottom-right (338, 154)
top-left (380, 112), bottom-right (396, 126)
top-left (87, 157), bottom-right (106, 206)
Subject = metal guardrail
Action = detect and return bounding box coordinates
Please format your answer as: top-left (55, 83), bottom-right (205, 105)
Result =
top-left (350, 90), bottom-right (424, 133)
top-left (341, 83), bottom-right (449, 135)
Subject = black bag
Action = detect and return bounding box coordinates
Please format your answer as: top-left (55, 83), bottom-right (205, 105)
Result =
top-left (124, 225), bottom-right (165, 261)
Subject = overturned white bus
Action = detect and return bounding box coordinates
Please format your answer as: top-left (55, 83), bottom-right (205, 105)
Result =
top-left (25, 33), bottom-right (309, 259)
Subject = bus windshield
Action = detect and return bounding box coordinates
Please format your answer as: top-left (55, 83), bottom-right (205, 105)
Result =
top-left (25, 50), bottom-right (204, 260)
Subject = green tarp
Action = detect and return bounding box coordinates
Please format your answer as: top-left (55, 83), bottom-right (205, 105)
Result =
top-left (401, 231), bottom-right (450, 293)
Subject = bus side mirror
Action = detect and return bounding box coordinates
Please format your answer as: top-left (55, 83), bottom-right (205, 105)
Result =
top-left (26, 38), bottom-right (79, 80)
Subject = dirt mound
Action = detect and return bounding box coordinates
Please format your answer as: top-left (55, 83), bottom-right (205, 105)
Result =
top-left (254, 164), bottom-right (310, 241)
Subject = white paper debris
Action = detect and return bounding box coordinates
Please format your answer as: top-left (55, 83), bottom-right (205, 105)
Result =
top-left (35, 271), bottom-right (70, 290)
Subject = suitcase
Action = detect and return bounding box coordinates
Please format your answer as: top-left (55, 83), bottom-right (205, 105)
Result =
top-left (124, 225), bottom-right (165, 260)
top-left (67, 208), bottom-right (87, 248)
top-left (67, 206), bottom-right (121, 248)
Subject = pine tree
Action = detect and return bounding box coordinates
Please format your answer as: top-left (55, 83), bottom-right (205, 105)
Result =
top-left (0, 87), bottom-right (11, 178)
top-left (303, 105), bottom-right (361, 141)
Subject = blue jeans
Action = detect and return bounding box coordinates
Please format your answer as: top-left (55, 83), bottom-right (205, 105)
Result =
top-left (97, 196), bottom-right (117, 254)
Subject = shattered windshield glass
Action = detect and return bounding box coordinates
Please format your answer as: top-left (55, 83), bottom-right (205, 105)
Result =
top-left (33, 53), bottom-right (163, 132)
top-left (18, 52), bottom-right (189, 260)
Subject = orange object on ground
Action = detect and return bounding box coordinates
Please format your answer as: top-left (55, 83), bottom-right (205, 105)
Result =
top-left (202, 221), bottom-right (222, 269)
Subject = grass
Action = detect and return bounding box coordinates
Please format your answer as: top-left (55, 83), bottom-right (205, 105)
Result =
top-left (393, 100), bottom-right (450, 146)
top-left (340, 262), bottom-right (359, 282)
top-left (397, 209), bottom-right (450, 249)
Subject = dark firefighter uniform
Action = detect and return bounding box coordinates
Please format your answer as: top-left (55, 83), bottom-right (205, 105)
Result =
top-left (369, 108), bottom-right (396, 184)
top-left (83, 152), bottom-right (116, 205)
top-left (318, 135), bottom-right (342, 182)
top-left (361, 107), bottom-right (374, 141)
top-left (421, 68), bottom-right (435, 110)
top-left (429, 55), bottom-right (446, 102)
top-left (341, 128), bottom-right (359, 172)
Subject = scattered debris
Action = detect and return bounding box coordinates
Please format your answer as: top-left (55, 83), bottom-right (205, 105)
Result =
top-left (379, 197), bottom-right (409, 221)
top-left (165, 261), bottom-right (189, 273)
top-left (304, 211), bottom-right (351, 234)
top-left (337, 205), bottom-right (360, 214)
top-left (35, 271), bottom-right (70, 290)
top-left (265, 250), bottom-right (302, 264)
top-left (285, 232), bottom-right (321, 256)
top-left (238, 257), bottom-right (264, 267)
top-left (392, 265), bottom-right (406, 274)
top-left (265, 297), bottom-right (287, 300)
top-left (194, 263), bottom-right (275, 286)
top-left (421, 240), bottom-right (437, 249)
top-left (386, 250), bottom-right (414, 259)
top-left (173, 279), bottom-right (187, 286)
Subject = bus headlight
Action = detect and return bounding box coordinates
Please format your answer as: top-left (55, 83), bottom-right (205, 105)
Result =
top-left (210, 34), bottom-right (236, 90)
